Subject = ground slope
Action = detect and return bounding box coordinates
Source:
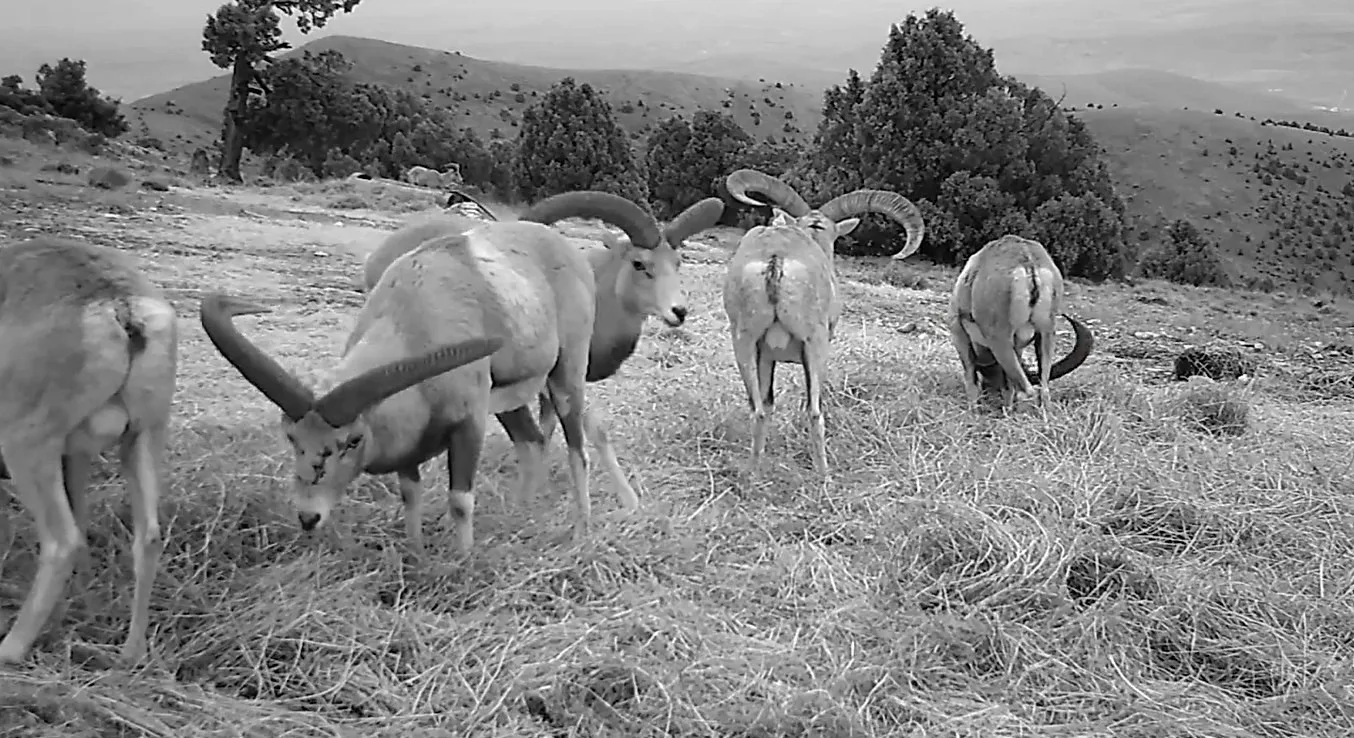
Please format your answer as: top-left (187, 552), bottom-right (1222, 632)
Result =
top-left (1, 129), bottom-right (1354, 738)
top-left (126, 35), bottom-right (824, 158)
top-left (1079, 107), bottom-right (1354, 292)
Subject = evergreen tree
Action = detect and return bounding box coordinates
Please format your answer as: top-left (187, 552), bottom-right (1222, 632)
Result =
top-left (645, 110), bottom-right (751, 219)
top-left (202, 0), bottom-right (362, 182)
top-left (797, 8), bottom-right (1129, 280)
top-left (28, 59), bottom-right (127, 137)
top-left (514, 77), bottom-right (647, 205)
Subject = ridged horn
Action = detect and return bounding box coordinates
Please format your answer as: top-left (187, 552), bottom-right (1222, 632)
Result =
top-left (199, 292), bottom-right (316, 421)
top-left (314, 337), bottom-right (506, 428)
top-left (818, 189), bottom-right (926, 260)
top-left (724, 168), bottom-right (810, 217)
top-left (517, 191), bottom-right (663, 249)
top-left (445, 188), bottom-right (497, 219)
top-left (663, 197), bottom-right (726, 247)
top-left (1026, 314), bottom-right (1094, 385)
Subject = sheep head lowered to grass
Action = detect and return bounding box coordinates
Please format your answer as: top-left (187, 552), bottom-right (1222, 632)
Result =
top-left (949, 234), bottom-right (1094, 410)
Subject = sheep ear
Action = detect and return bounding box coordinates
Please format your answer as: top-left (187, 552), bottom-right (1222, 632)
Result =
top-left (835, 218), bottom-right (861, 237)
top-left (770, 208), bottom-right (793, 226)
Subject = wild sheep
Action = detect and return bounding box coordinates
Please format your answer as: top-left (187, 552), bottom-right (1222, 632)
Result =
top-left (439, 164), bottom-right (463, 188)
top-left (361, 196), bottom-right (726, 505)
top-left (0, 237), bottom-right (178, 665)
top-left (403, 165), bottom-right (443, 189)
top-left (722, 168), bottom-right (924, 476)
top-left (949, 234), bottom-right (1094, 409)
top-left (200, 191), bottom-right (678, 559)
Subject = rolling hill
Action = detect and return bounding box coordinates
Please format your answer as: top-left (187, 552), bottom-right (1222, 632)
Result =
top-left (1081, 106), bottom-right (1354, 292)
top-left (116, 34), bottom-right (1354, 294)
top-left (126, 35), bottom-right (825, 158)
top-left (1019, 69), bottom-right (1313, 116)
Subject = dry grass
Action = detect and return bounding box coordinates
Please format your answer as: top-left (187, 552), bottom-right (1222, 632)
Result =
top-left (2, 148), bottom-right (1354, 738)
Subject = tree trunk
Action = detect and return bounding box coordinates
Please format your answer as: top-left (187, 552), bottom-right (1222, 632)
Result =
top-left (217, 54), bottom-right (253, 184)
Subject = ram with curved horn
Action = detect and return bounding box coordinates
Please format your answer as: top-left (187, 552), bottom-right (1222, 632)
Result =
top-left (721, 168), bottom-right (925, 477)
top-left (360, 194), bottom-right (725, 507)
top-left (201, 191), bottom-right (679, 560)
top-left (949, 234), bottom-right (1094, 410)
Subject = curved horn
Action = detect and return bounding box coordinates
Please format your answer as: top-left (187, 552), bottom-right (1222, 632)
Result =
top-left (724, 168), bottom-right (811, 216)
top-left (200, 292), bottom-right (316, 421)
top-left (517, 191), bottom-right (663, 249)
top-left (313, 337), bottom-right (505, 427)
top-left (663, 197), bottom-right (726, 247)
top-left (445, 188), bottom-right (497, 219)
top-left (1025, 314), bottom-right (1094, 385)
top-left (818, 189), bottom-right (926, 260)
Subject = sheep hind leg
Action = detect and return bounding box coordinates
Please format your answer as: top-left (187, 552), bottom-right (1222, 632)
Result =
top-left (990, 338), bottom-right (1037, 412)
top-left (949, 318), bottom-right (983, 408)
top-left (1034, 329), bottom-right (1055, 411)
top-left (801, 336), bottom-right (830, 477)
top-left (537, 394), bottom-right (637, 512)
top-left (580, 404), bottom-right (639, 513)
top-left (545, 378), bottom-right (591, 544)
top-left (116, 425), bottom-right (167, 665)
top-left (732, 334), bottom-right (769, 479)
top-left (0, 443), bottom-right (81, 665)
top-left (495, 405), bottom-right (548, 509)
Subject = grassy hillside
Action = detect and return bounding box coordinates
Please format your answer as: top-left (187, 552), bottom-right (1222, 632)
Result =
top-left (1019, 69), bottom-right (1312, 116)
top-left (1082, 107), bottom-right (1354, 292)
top-left (126, 35), bottom-right (824, 158)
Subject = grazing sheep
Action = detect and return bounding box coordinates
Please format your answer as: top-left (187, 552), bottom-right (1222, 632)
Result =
top-left (949, 234), bottom-right (1094, 409)
top-left (201, 191), bottom-right (683, 560)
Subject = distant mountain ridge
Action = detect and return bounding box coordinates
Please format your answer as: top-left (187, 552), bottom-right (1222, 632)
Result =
top-left (126, 35), bottom-right (826, 157)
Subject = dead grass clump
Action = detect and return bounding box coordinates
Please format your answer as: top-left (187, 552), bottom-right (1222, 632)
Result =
top-left (1147, 600), bottom-right (1291, 700)
top-left (1099, 488), bottom-right (1249, 555)
top-left (882, 501), bottom-right (1067, 613)
top-left (520, 660), bottom-right (662, 736)
top-left (40, 160), bottom-right (79, 175)
top-left (86, 165), bottom-right (131, 189)
top-left (1290, 367), bottom-right (1354, 401)
top-left (327, 193), bottom-right (370, 210)
top-left (282, 178), bottom-right (442, 213)
top-left (1175, 379), bottom-right (1250, 436)
top-left (1064, 541), bottom-right (1160, 607)
top-left (1173, 346), bottom-right (1258, 381)
top-left (0, 668), bottom-right (352, 738)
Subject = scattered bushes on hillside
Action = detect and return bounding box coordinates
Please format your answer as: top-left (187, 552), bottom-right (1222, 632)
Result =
top-left (0, 59), bottom-right (128, 139)
top-left (1263, 118), bottom-right (1352, 139)
top-left (514, 77), bottom-right (648, 205)
top-left (785, 9), bottom-right (1129, 281)
top-left (0, 75), bottom-right (52, 117)
top-left (239, 49), bottom-right (514, 200)
top-left (1138, 219), bottom-right (1231, 288)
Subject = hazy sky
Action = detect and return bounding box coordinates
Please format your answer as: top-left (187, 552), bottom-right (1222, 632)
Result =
top-left (1, 0), bottom-right (1341, 100)
top-left (1, 1), bottom-right (1100, 86)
